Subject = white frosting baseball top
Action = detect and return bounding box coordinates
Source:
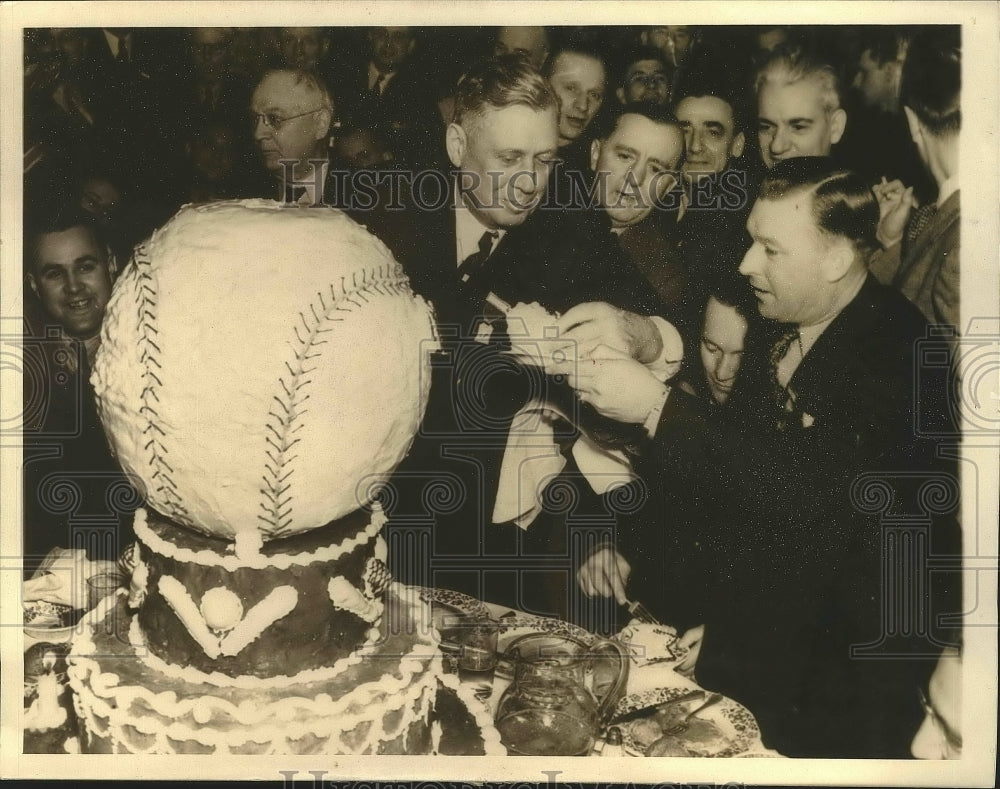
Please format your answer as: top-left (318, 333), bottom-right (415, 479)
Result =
top-left (93, 200), bottom-right (437, 547)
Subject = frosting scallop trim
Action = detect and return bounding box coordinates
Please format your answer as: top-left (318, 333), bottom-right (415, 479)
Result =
top-left (133, 506), bottom-right (387, 570)
top-left (127, 615), bottom-right (392, 689)
top-left (437, 671), bottom-right (508, 756)
top-left (71, 620), bottom-right (436, 729)
top-left (69, 643), bottom-right (440, 754)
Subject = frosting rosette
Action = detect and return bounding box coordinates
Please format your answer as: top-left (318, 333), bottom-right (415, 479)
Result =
top-left (93, 200), bottom-right (436, 543)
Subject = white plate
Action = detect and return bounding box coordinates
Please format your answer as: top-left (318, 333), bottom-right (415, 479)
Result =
top-left (615, 687), bottom-right (761, 757)
top-left (618, 622), bottom-right (689, 668)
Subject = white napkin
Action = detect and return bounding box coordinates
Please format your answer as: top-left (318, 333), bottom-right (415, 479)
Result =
top-left (492, 400), bottom-right (637, 529)
top-left (491, 400), bottom-right (567, 528)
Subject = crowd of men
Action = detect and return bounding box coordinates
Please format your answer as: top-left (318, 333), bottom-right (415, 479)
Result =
top-left (23, 24), bottom-right (962, 759)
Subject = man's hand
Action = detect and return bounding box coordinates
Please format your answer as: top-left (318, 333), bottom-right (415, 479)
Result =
top-left (561, 347), bottom-right (666, 424)
top-left (872, 177), bottom-right (915, 249)
top-left (554, 302), bottom-right (663, 364)
top-left (576, 546), bottom-right (631, 605)
top-left (676, 624), bottom-right (705, 676)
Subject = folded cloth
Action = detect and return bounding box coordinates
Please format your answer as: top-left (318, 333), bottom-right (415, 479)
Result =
top-left (492, 400), bottom-right (567, 528)
top-left (23, 548), bottom-right (116, 609)
top-left (492, 399), bottom-right (636, 528)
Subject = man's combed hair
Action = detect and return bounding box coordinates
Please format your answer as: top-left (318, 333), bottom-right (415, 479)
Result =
top-left (759, 157), bottom-right (879, 260)
top-left (901, 27), bottom-right (961, 137)
top-left (674, 66), bottom-right (751, 136)
top-left (452, 54), bottom-right (555, 127)
top-left (754, 43), bottom-right (842, 113)
top-left (259, 68), bottom-right (335, 113)
top-left (592, 101), bottom-right (683, 141)
top-left (540, 41), bottom-right (607, 80)
top-left (24, 206), bottom-right (109, 276)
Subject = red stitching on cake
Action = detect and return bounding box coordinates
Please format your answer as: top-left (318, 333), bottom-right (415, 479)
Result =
top-left (258, 265), bottom-right (414, 539)
top-left (135, 245), bottom-right (189, 523)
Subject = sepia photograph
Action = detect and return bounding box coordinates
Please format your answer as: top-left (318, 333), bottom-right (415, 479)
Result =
top-left (1, 1), bottom-right (997, 785)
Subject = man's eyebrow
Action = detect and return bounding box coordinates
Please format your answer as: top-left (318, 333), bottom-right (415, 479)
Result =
top-left (612, 144), bottom-right (640, 157)
top-left (788, 116), bottom-right (814, 126)
top-left (648, 155), bottom-right (675, 169)
top-left (41, 254), bottom-right (102, 271)
top-left (703, 120), bottom-right (726, 132)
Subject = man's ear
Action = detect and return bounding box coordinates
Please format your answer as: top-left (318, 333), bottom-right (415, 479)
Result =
top-left (829, 108), bottom-right (847, 146)
top-left (729, 131), bottom-right (745, 160)
top-left (445, 122), bottom-right (466, 168)
top-left (590, 138), bottom-right (602, 171)
top-left (903, 105), bottom-right (922, 143)
top-left (820, 237), bottom-right (856, 283)
top-left (314, 108), bottom-right (333, 140)
top-left (616, 86), bottom-right (626, 105)
top-left (26, 272), bottom-right (38, 299)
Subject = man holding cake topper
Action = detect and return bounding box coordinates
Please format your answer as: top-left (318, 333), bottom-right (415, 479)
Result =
top-left (377, 55), bottom-right (683, 619)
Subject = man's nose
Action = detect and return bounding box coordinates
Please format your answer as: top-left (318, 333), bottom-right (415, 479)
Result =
top-left (253, 116), bottom-right (271, 140)
top-left (716, 354), bottom-right (740, 382)
top-left (739, 244), bottom-right (761, 275)
top-left (770, 126), bottom-right (791, 156)
top-left (633, 160), bottom-right (648, 184)
top-left (690, 129), bottom-right (705, 154)
top-left (65, 272), bottom-right (86, 293)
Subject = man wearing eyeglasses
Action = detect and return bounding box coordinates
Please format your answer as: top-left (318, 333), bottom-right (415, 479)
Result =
top-left (249, 69), bottom-right (334, 204)
top-left (616, 46), bottom-right (672, 107)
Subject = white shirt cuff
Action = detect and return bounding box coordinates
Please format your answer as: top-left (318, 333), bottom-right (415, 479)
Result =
top-left (645, 316), bottom-right (684, 382)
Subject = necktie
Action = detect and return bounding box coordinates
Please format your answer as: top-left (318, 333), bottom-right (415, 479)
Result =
top-left (115, 36), bottom-right (129, 64)
top-left (768, 327), bottom-right (800, 416)
top-left (457, 231), bottom-right (498, 283)
top-left (372, 72), bottom-right (388, 97)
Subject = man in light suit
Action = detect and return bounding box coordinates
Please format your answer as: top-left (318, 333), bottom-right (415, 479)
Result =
top-left (869, 27), bottom-right (960, 331)
top-left (569, 157), bottom-right (960, 757)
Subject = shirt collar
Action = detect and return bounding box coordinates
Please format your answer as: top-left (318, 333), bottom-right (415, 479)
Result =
top-left (280, 159), bottom-right (329, 204)
top-left (103, 29), bottom-right (132, 57)
top-left (368, 62), bottom-right (396, 90)
top-left (936, 175), bottom-right (959, 208)
top-left (454, 201), bottom-right (505, 267)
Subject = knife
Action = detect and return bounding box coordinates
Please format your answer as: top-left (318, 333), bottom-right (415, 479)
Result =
top-left (608, 689), bottom-right (705, 725)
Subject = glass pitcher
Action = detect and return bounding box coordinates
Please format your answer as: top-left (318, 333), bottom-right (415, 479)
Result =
top-left (494, 632), bottom-right (629, 756)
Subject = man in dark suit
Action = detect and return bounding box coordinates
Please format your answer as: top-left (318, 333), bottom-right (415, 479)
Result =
top-left (379, 56), bottom-right (682, 616)
top-left (22, 209), bottom-right (141, 577)
top-left (331, 26), bottom-right (444, 172)
top-left (869, 27), bottom-right (960, 333)
top-left (588, 103), bottom-right (687, 312)
top-left (569, 158), bottom-right (959, 756)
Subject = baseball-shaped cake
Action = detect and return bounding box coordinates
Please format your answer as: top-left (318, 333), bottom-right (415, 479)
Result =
top-left (93, 200), bottom-right (437, 547)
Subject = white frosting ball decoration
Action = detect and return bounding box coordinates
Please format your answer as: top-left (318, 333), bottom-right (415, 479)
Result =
top-left (93, 200), bottom-right (437, 541)
top-left (200, 587), bottom-right (244, 632)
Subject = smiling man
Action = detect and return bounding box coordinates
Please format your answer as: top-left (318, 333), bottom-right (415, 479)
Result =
top-left (23, 208), bottom-right (138, 576)
top-left (377, 56), bottom-right (681, 618)
top-left (573, 157), bottom-right (959, 757)
top-left (755, 44), bottom-right (847, 169)
top-left (542, 45), bottom-right (607, 173)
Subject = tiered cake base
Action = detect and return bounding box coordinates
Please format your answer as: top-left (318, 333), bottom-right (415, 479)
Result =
top-left (68, 589), bottom-right (503, 755)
